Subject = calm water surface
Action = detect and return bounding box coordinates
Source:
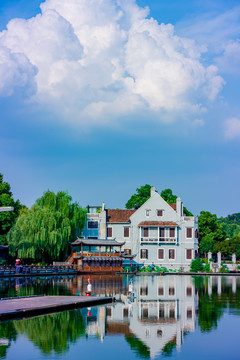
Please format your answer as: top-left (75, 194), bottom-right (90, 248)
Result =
top-left (0, 275), bottom-right (240, 360)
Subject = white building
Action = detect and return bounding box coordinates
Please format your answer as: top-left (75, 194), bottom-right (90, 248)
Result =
top-left (83, 187), bottom-right (198, 271)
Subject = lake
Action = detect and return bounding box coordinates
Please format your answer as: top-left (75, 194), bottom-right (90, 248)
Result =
top-left (0, 274), bottom-right (239, 359)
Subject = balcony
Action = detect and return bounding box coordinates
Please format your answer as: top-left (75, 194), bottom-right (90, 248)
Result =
top-left (141, 238), bottom-right (177, 244)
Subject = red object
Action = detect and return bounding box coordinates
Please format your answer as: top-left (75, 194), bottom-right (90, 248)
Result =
top-left (86, 293), bottom-right (90, 296)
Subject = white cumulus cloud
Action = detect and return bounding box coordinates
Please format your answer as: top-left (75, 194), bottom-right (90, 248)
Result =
top-left (0, 0), bottom-right (224, 126)
top-left (224, 117), bottom-right (240, 140)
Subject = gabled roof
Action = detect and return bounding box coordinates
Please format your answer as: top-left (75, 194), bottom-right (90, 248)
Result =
top-left (138, 221), bottom-right (178, 227)
top-left (106, 209), bottom-right (136, 223)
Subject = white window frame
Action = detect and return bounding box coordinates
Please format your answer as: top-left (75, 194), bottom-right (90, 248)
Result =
top-left (156, 209), bottom-right (164, 217)
top-left (186, 249), bottom-right (193, 261)
top-left (186, 227), bottom-right (193, 239)
top-left (168, 248), bottom-right (176, 261)
top-left (157, 248), bottom-right (165, 260)
top-left (145, 209), bottom-right (150, 218)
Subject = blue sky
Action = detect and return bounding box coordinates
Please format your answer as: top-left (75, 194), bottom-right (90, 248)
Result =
top-left (0, 0), bottom-right (240, 217)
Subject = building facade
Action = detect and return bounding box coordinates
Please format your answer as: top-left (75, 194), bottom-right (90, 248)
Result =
top-left (82, 187), bottom-right (198, 271)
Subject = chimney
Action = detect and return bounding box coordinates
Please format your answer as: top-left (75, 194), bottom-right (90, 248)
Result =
top-left (101, 202), bottom-right (105, 211)
top-left (176, 197), bottom-right (182, 216)
top-left (151, 187), bottom-right (156, 197)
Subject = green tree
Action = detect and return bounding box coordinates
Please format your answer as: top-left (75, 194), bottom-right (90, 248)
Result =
top-left (125, 184), bottom-right (152, 209)
top-left (0, 173), bottom-right (24, 244)
top-left (198, 211), bottom-right (226, 256)
top-left (125, 185), bottom-right (193, 215)
top-left (7, 191), bottom-right (87, 262)
top-left (161, 188), bottom-right (193, 216)
top-left (190, 257), bottom-right (204, 272)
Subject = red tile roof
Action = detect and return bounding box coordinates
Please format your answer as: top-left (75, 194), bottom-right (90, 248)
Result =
top-left (106, 209), bottom-right (136, 223)
top-left (169, 203), bottom-right (176, 210)
top-left (138, 221), bottom-right (178, 227)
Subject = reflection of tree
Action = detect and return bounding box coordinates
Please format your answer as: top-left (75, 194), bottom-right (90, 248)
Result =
top-left (0, 322), bottom-right (17, 358)
top-left (161, 338), bottom-right (176, 357)
top-left (194, 276), bottom-right (240, 333)
top-left (125, 334), bottom-right (150, 359)
top-left (14, 310), bottom-right (85, 354)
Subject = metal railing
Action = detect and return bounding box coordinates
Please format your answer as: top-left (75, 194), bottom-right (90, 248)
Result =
top-left (141, 237), bottom-right (177, 243)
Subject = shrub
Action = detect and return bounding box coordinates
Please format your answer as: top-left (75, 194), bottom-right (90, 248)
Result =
top-left (190, 257), bottom-right (204, 272)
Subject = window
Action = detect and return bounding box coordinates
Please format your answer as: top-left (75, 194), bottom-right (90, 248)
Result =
top-left (169, 228), bottom-right (175, 238)
top-left (187, 308), bottom-right (192, 319)
top-left (158, 287), bottom-right (164, 296)
top-left (195, 229), bottom-right (199, 238)
top-left (143, 227), bottom-right (149, 237)
top-left (158, 249), bottom-right (164, 260)
top-left (124, 227), bottom-right (130, 238)
top-left (159, 227), bottom-right (165, 239)
top-left (186, 287), bottom-right (192, 297)
top-left (140, 286), bottom-right (148, 296)
top-left (159, 304), bottom-right (164, 318)
top-left (169, 287), bottom-right (175, 296)
top-left (186, 228), bottom-right (193, 238)
top-left (145, 209), bottom-right (150, 217)
top-left (124, 249), bottom-right (131, 255)
top-left (169, 308), bottom-right (175, 318)
top-left (169, 249), bottom-right (175, 260)
top-left (142, 308), bottom-right (148, 319)
top-left (186, 249), bottom-right (192, 260)
top-left (87, 236), bottom-right (98, 239)
top-left (157, 209), bottom-right (163, 217)
top-left (123, 308), bottom-right (129, 317)
top-left (107, 227), bottom-right (112, 238)
top-left (140, 249), bottom-right (148, 259)
top-left (106, 307), bottom-right (112, 317)
top-left (157, 329), bottom-right (163, 337)
top-left (87, 221), bottom-right (98, 229)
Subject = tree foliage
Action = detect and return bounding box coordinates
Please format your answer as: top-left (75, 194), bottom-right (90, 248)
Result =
top-left (218, 213), bottom-right (240, 238)
top-left (125, 184), bottom-right (152, 209)
top-left (7, 191), bottom-right (87, 262)
top-left (125, 185), bottom-right (193, 215)
top-left (0, 173), bottom-right (24, 244)
top-left (161, 188), bottom-right (193, 216)
top-left (198, 211), bottom-right (226, 256)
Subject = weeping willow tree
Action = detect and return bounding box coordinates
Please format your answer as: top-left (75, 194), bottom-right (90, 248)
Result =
top-left (7, 191), bottom-right (87, 262)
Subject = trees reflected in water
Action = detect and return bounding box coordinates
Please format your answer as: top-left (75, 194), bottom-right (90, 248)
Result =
top-left (14, 310), bottom-right (86, 354)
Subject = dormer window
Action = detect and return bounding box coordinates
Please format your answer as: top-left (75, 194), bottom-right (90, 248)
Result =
top-left (157, 209), bottom-right (164, 217)
top-left (145, 209), bottom-right (150, 217)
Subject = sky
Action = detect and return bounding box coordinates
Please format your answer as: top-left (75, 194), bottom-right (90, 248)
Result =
top-left (0, 0), bottom-right (240, 217)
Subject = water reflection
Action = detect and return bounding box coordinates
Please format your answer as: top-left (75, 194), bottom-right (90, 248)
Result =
top-left (0, 275), bottom-right (240, 359)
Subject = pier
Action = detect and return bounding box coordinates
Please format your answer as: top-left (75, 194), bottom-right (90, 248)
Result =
top-left (0, 295), bottom-right (113, 320)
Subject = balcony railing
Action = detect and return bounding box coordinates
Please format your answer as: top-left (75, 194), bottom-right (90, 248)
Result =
top-left (141, 238), bottom-right (177, 243)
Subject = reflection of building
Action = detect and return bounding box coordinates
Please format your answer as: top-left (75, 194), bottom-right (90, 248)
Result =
top-left (83, 275), bottom-right (198, 359)
top-left (82, 187), bottom-right (198, 270)
top-left (108, 276), bottom-right (197, 358)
